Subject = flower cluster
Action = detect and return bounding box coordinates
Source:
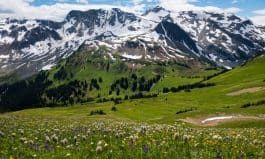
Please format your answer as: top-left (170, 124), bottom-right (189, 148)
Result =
top-left (0, 116), bottom-right (264, 158)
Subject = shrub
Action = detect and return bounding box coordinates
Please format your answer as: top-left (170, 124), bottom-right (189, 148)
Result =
top-left (163, 87), bottom-right (170, 93)
top-left (89, 110), bottom-right (106, 116)
top-left (162, 83), bottom-right (215, 94)
top-left (54, 67), bottom-right (68, 80)
top-left (98, 77), bottom-right (103, 83)
top-left (96, 98), bottom-right (109, 103)
top-left (111, 106), bottom-right (117, 112)
top-left (129, 93), bottom-right (158, 100)
top-left (113, 98), bottom-right (122, 105)
top-left (176, 107), bottom-right (197, 114)
top-left (241, 100), bottom-right (265, 108)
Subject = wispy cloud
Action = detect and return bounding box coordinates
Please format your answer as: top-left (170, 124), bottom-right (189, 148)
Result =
top-left (250, 9), bottom-right (265, 26)
top-left (158, 0), bottom-right (241, 14)
top-left (253, 9), bottom-right (265, 15)
top-left (232, 0), bottom-right (238, 4)
top-left (0, 0), bottom-right (144, 21)
top-left (0, 0), bottom-right (242, 21)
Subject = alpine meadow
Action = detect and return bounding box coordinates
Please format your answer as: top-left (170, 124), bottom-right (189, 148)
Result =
top-left (0, 0), bottom-right (264, 158)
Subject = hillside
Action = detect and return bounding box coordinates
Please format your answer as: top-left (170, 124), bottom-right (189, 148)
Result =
top-left (0, 7), bottom-right (265, 78)
top-left (1, 1), bottom-right (265, 158)
top-left (0, 54), bottom-right (264, 159)
top-left (0, 45), bottom-right (220, 111)
top-left (2, 53), bottom-right (264, 125)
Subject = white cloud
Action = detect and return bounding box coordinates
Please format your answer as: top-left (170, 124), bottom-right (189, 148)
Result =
top-left (158, 0), bottom-right (241, 14)
top-left (0, 0), bottom-right (144, 21)
top-left (132, 0), bottom-right (143, 5)
top-left (250, 16), bottom-right (265, 26)
top-left (250, 9), bottom-right (265, 26)
top-left (253, 9), bottom-right (265, 15)
top-left (0, 0), bottom-right (242, 21)
top-left (232, 0), bottom-right (238, 4)
top-left (76, 0), bottom-right (88, 4)
top-left (224, 7), bottom-right (241, 13)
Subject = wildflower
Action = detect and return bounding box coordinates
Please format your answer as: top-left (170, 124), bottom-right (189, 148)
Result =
top-left (183, 135), bottom-right (192, 142)
top-left (155, 140), bottom-right (160, 147)
top-left (96, 145), bottom-right (103, 154)
top-left (82, 135), bottom-right (87, 141)
top-left (11, 133), bottom-right (16, 137)
top-left (212, 135), bottom-right (222, 141)
top-left (28, 140), bottom-right (34, 145)
top-left (236, 134), bottom-right (242, 139)
top-left (60, 138), bottom-right (68, 145)
top-left (20, 137), bottom-right (27, 143)
top-left (74, 136), bottom-right (78, 143)
top-left (18, 129), bottom-right (24, 135)
top-left (0, 131), bottom-right (5, 138)
top-left (97, 140), bottom-right (103, 146)
top-left (253, 139), bottom-right (261, 145)
top-left (44, 143), bottom-right (52, 151)
top-left (45, 136), bottom-right (51, 143)
top-left (216, 149), bottom-right (222, 159)
top-left (173, 132), bottom-right (180, 140)
top-left (161, 140), bottom-right (166, 146)
top-left (66, 144), bottom-right (72, 149)
top-left (239, 151), bottom-right (244, 159)
top-left (75, 141), bottom-right (80, 146)
top-left (87, 130), bottom-right (91, 135)
top-left (51, 134), bottom-right (58, 143)
top-left (115, 133), bottom-right (121, 138)
top-left (143, 144), bottom-right (149, 153)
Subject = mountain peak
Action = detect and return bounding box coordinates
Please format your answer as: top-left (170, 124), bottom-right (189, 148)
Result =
top-left (0, 7), bottom-right (265, 78)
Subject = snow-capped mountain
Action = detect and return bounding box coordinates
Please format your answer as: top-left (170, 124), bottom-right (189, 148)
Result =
top-left (0, 7), bottom-right (264, 77)
top-left (144, 7), bottom-right (265, 68)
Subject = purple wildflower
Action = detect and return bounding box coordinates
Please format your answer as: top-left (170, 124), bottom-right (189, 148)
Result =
top-left (143, 144), bottom-right (149, 153)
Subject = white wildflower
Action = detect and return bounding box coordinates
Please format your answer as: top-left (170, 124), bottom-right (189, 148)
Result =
top-left (96, 145), bottom-right (103, 154)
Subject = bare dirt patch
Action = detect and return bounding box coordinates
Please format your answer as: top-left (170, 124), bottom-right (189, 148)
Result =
top-left (182, 115), bottom-right (265, 126)
top-left (227, 87), bottom-right (265, 96)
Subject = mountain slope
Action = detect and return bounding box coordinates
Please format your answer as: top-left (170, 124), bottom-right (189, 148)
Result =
top-left (0, 7), bottom-right (264, 78)
top-left (144, 7), bottom-right (265, 68)
top-left (0, 45), bottom-right (219, 111)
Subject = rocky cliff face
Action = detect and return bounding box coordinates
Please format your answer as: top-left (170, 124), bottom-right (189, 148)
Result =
top-left (0, 7), bottom-right (264, 77)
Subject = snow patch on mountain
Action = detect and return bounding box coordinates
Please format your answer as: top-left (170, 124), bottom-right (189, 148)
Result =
top-left (0, 7), bottom-right (264, 78)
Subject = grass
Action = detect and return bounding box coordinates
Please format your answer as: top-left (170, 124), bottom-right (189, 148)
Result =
top-left (2, 55), bottom-right (263, 126)
top-left (216, 120), bottom-right (265, 128)
top-left (0, 115), bottom-right (264, 159)
top-left (0, 53), bottom-right (265, 158)
top-left (2, 55), bottom-right (265, 124)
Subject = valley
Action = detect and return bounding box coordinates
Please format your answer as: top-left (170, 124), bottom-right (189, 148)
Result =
top-left (1, 48), bottom-right (265, 123)
top-left (0, 36), bottom-right (265, 159)
top-left (0, 5), bottom-right (265, 159)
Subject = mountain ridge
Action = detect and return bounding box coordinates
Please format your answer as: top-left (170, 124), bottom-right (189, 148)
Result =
top-left (0, 7), bottom-right (264, 78)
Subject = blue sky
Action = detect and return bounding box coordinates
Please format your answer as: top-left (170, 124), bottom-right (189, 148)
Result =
top-left (30, 0), bottom-right (265, 16)
top-left (193, 0), bottom-right (265, 17)
top-left (0, 0), bottom-right (265, 25)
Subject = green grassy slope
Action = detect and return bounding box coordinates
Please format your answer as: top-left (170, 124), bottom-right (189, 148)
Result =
top-left (0, 46), bottom-right (219, 111)
top-left (110, 55), bottom-right (265, 122)
top-left (5, 55), bottom-right (265, 126)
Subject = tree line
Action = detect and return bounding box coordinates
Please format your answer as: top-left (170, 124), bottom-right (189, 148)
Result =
top-left (0, 71), bottom-right (53, 111)
top-left (109, 74), bottom-right (161, 96)
top-left (162, 83), bottom-right (216, 93)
